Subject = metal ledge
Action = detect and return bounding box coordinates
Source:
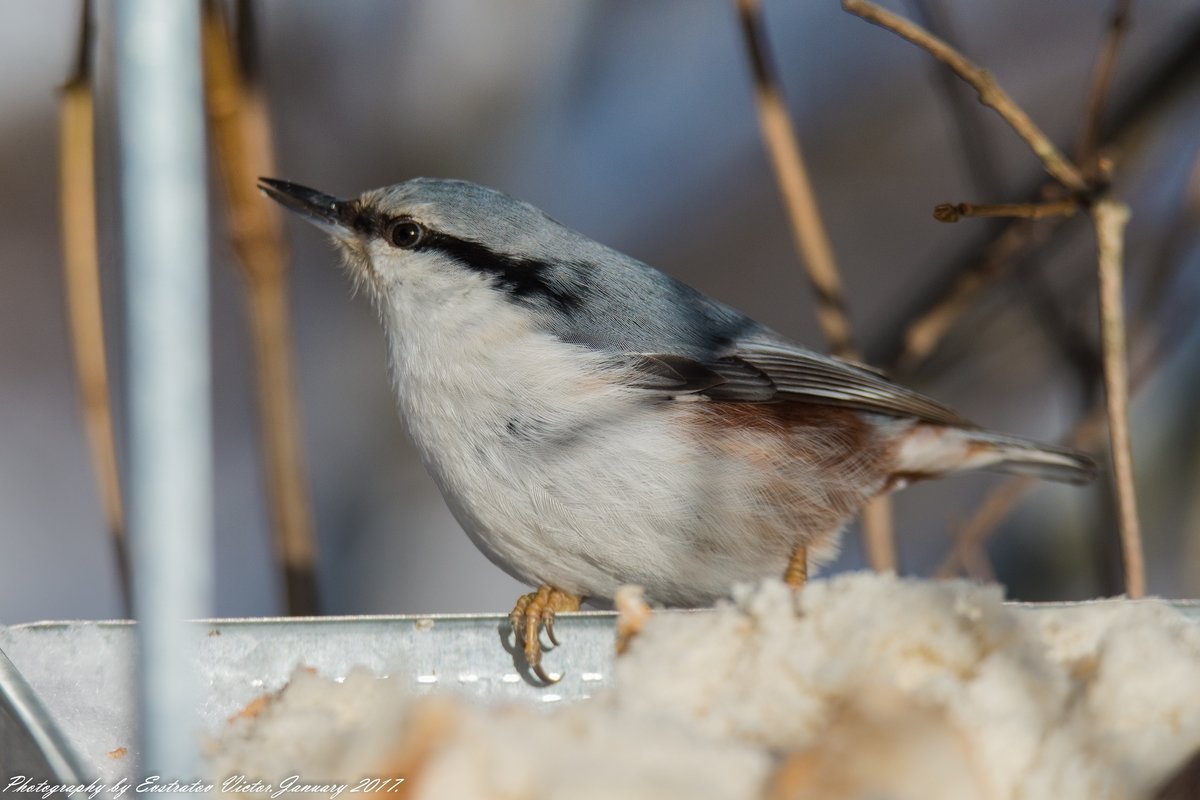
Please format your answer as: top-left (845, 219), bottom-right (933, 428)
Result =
top-left (2, 600), bottom-right (1198, 787)
top-left (0, 611), bottom-right (623, 786)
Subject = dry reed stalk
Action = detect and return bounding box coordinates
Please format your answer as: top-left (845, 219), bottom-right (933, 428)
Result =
top-left (59, 0), bottom-right (131, 615)
top-left (734, 0), bottom-right (896, 572)
top-left (1092, 199), bottom-right (1144, 597)
top-left (202, 0), bottom-right (320, 614)
top-left (1082, 14), bottom-right (1143, 599)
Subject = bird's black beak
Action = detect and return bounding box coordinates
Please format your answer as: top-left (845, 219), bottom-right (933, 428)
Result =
top-left (258, 177), bottom-right (354, 234)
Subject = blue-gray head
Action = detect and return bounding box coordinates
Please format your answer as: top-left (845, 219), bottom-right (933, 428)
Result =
top-left (259, 177), bottom-right (759, 356)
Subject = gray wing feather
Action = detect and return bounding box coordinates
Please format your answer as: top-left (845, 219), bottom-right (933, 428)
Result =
top-left (737, 341), bottom-right (971, 426)
top-left (628, 340), bottom-right (971, 427)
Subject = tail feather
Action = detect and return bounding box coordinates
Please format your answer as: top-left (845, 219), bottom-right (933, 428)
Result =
top-left (969, 431), bottom-right (1098, 485)
top-left (893, 425), bottom-right (1098, 486)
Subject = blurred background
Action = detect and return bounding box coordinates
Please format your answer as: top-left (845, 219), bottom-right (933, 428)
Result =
top-left (3, 0), bottom-right (1199, 624)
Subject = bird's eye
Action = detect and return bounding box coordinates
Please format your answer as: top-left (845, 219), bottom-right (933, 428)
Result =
top-left (387, 220), bottom-right (425, 249)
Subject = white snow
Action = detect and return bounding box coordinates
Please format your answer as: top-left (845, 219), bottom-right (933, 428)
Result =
top-left (208, 573), bottom-right (1200, 800)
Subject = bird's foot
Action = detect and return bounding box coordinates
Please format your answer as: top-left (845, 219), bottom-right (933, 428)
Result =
top-left (783, 543), bottom-right (809, 589)
top-left (509, 585), bottom-right (582, 684)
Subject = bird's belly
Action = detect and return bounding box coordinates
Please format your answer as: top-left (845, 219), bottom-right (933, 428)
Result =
top-left (414, 402), bottom-right (848, 606)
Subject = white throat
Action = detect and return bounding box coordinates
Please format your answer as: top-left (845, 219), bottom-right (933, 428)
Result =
top-left (378, 284), bottom-right (628, 479)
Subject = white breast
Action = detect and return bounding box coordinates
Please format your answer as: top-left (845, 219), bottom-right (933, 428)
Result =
top-left (377, 287), bottom-right (821, 605)
top-left (382, 287), bottom-right (651, 584)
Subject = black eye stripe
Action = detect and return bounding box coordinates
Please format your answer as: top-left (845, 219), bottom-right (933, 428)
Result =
top-left (420, 231), bottom-right (583, 312)
top-left (350, 206), bottom-right (585, 311)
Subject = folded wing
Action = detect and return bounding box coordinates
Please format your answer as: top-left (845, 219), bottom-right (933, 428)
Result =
top-left (624, 339), bottom-right (972, 428)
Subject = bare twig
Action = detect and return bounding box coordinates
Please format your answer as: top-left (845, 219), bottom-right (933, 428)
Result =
top-left (735, 0), bottom-right (896, 571)
top-left (59, 0), bottom-right (131, 616)
top-left (843, 0), bottom-right (1090, 194)
top-left (909, 1), bottom-right (1102, 392)
top-left (904, 0), bottom-right (1095, 384)
top-left (933, 200), bottom-right (1079, 223)
top-left (1092, 199), bottom-right (1143, 598)
top-left (904, 4), bottom-right (1094, 382)
top-left (872, 18), bottom-right (1200, 370)
top-left (1077, 0), bottom-right (1134, 176)
top-left (202, 0), bottom-right (320, 614)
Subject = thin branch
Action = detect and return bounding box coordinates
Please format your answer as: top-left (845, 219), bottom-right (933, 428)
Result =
top-left (1077, 0), bottom-right (1135, 176)
top-left (1092, 199), bottom-right (1144, 598)
top-left (842, 0), bottom-right (1090, 195)
top-left (905, 0), bottom-right (1096, 385)
top-left (202, 0), bottom-right (321, 614)
top-left (734, 0), bottom-right (896, 572)
top-left (871, 17), bottom-right (1200, 370)
top-left (933, 200), bottom-right (1079, 223)
top-left (59, 0), bottom-right (131, 616)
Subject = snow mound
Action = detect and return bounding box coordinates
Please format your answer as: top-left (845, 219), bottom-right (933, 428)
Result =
top-left (209, 573), bottom-right (1200, 800)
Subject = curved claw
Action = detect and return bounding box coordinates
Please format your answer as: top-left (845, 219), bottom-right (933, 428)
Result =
top-left (544, 611), bottom-right (560, 647)
top-left (531, 663), bottom-right (561, 685)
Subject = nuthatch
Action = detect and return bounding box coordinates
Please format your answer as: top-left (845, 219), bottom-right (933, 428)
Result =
top-left (260, 177), bottom-right (1095, 682)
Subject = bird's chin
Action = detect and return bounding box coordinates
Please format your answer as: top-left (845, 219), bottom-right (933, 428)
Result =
top-left (330, 238), bottom-right (383, 297)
